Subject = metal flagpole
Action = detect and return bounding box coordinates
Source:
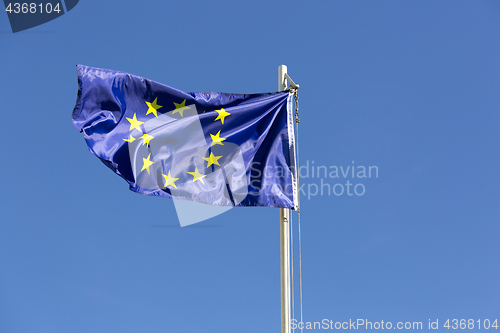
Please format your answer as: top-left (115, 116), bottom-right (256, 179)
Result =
top-left (279, 65), bottom-right (291, 333)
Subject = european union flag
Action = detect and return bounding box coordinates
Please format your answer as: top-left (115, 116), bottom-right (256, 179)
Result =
top-left (72, 65), bottom-right (297, 210)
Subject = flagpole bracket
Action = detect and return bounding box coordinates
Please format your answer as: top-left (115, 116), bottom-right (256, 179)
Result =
top-left (283, 73), bottom-right (300, 91)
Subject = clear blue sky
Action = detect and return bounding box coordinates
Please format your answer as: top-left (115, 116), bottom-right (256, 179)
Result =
top-left (1, 1), bottom-right (499, 332)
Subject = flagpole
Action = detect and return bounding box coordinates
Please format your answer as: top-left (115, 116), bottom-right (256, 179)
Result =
top-left (278, 65), bottom-right (291, 333)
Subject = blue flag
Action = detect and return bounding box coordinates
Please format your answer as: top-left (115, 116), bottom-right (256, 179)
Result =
top-left (72, 65), bottom-right (297, 209)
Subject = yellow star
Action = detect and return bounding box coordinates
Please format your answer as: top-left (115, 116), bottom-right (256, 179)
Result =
top-left (140, 133), bottom-right (154, 146)
top-left (210, 130), bottom-right (226, 147)
top-left (145, 98), bottom-right (163, 117)
top-left (126, 113), bottom-right (143, 132)
top-left (123, 135), bottom-right (136, 143)
top-left (141, 153), bottom-right (155, 174)
top-left (203, 152), bottom-right (222, 167)
top-left (172, 99), bottom-right (187, 117)
top-left (187, 167), bottom-right (206, 184)
top-left (162, 170), bottom-right (179, 188)
top-left (214, 108), bottom-right (231, 124)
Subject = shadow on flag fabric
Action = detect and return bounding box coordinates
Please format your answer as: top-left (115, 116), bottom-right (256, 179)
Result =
top-left (72, 65), bottom-right (297, 224)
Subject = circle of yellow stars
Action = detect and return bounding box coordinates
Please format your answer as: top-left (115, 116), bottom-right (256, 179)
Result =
top-left (122, 98), bottom-right (232, 189)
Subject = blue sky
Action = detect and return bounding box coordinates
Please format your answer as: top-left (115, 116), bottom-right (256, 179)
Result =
top-left (1, 1), bottom-right (499, 332)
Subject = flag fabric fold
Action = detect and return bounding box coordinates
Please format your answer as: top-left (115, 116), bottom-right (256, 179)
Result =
top-left (72, 65), bottom-right (297, 209)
